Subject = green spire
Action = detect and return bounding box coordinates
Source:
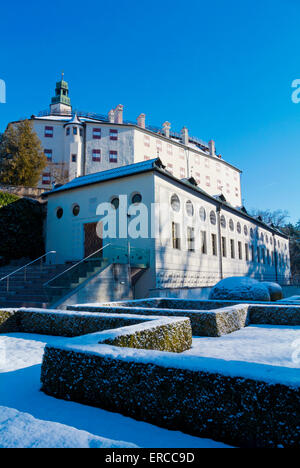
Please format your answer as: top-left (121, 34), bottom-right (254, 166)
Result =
top-left (51, 72), bottom-right (71, 107)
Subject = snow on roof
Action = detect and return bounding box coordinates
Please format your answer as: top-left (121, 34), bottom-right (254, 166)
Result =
top-left (44, 158), bottom-right (162, 196)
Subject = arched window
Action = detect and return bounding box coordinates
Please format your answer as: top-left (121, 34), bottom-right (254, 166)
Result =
top-left (131, 193), bottom-right (142, 205)
top-left (56, 207), bottom-right (63, 219)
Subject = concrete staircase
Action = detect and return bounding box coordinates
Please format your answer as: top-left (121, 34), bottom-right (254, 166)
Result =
top-left (0, 260), bottom-right (105, 309)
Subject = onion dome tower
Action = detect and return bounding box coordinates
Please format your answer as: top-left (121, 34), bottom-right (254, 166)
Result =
top-left (50, 72), bottom-right (72, 115)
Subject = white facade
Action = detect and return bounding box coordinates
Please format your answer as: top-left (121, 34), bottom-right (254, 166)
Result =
top-left (10, 78), bottom-right (242, 207)
top-left (44, 160), bottom-right (291, 296)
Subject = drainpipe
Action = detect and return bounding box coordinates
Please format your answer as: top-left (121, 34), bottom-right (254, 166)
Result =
top-left (216, 205), bottom-right (223, 281)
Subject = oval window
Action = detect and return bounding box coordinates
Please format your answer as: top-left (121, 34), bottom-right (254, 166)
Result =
top-left (250, 227), bottom-right (254, 238)
top-left (56, 207), bottom-right (63, 219)
top-left (131, 193), bottom-right (142, 204)
top-left (220, 215), bottom-right (226, 229)
top-left (199, 206), bottom-right (206, 222)
top-left (171, 194), bottom-right (180, 212)
top-left (229, 219), bottom-right (234, 231)
top-left (186, 200), bottom-right (194, 217)
top-left (237, 222), bottom-right (241, 234)
top-left (72, 204), bottom-right (80, 216)
top-left (244, 225), bottom-right (248, 236)
top-left (210, 211), bottom-right (216, 225)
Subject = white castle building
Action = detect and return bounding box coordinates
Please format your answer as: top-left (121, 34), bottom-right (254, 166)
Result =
top-left (22, 76), bottom-right (242, 208)
top-left (9, 77), bottom-right (291, 299)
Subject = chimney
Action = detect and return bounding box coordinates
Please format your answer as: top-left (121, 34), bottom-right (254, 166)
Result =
top-left (108, 109), bottom-right (115, 123)
top-left (181, 127), bottom-right (189, 146)
top-left (162, 121), bottom-right (171, 138)
top-left (114, 104), bottom-right (124, 124)
top-left (209, 140), bottom-right (216, 157)
top-left (137, 113), bottom-right (146, 129)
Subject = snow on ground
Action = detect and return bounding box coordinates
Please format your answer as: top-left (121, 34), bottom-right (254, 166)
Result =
top-left (184, 325), bottom-right (300, 369)
top-left (0, 333), bottom-right (230, 448)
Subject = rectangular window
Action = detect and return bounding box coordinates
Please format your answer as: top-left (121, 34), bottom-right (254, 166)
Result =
top-left (206, 176), bottom-right (211, 187)
top-left (187, 227), bottom-right (195, 252)
top-left (92, 128), bottom-right (101, 139)
top-left (262, 247), bottom-right (266, 264)
top-left (109, 150), bottom-right (118, 163)
top-left (217, 179), bottom-right (222, 190)
top-left (44, 149), bottom-right (52, 162)
top-left (257, 247), bottom-right (260, 263)
top-left (167, 163), bottom-right (173, 174)
top-left (251, 245), bottom-right (255, 262)
top-left (71, 154), bottom-right (77, 163)
top-left (42, 172), bottom-right (51, 185)
top-left (110, 129), bottom-right (118, 141)
top-left (144, 135), bottom-right (150, 147)
top-left (44, 126), bottom-right (53, 138)
top-left (195, 172), bottom-right (200, 184)
top-left (180, 167), bottom-right (186, 178)
top-left (66, 128), bottom-right (70, 136)
top-left (271, 251), bottom-right (274, 265)
top-left (205, 158), bottom-right (209, 168)
top-left (195, 156), bottom-right (200, 165)
top-left (211, 233), bottom-right (217, 256)
top-left (230, 239), bottom-right (235, 259)
top-left (267, 249), bottom-right (270, 265)
top-left (92, 149), bottom-right (101, 162)
top-left (167, 144), bottom-right (172, 155)
top-left (201, 231), bottom-right (207, 254)
top-left (245, 243), bottom-right (249, 261)
top-left (156, 140), bottom-right (162, 153)
top-left (172, 222), bottom-right (181, 250)
top-left (221, 236), bottom-right (227, 258)
top-left (179, 148), bottom-right (185, 160)
top-left (238, 241), bottom-right (242, 260)
top-left (73, 127), bottom-right (77, 135)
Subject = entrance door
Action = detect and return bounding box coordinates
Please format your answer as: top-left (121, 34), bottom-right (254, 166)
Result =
top-left (84, 222), bottom-right (103, 258)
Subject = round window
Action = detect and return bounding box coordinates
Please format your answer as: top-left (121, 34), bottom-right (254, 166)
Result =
top-left (210, 211), bottom-right (216, 225)
top-left (131, 193), bottom-right (142, 204)
top-left (229, 219), bottom-right (234, 231)
top-left (171, 194), bottom-right (180, 212)
top-left (56, 207), bottom-right (63, 219)
top-left (186, 200), bottom-right (194, 217)
top-left (237, 222), bottom-right (241, 234)
top-left (111, 197), bottom-right (119, 210)
top-left (199, 206), bottom-right (206, 222)
top-left (220, 215), bottom-right (226, 229)
top-left (72, 204), bottom-right (80, 216)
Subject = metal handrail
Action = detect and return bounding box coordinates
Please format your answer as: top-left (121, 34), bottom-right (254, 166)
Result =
top-left (0, 251), bottom-right (56, 292)
top-left (43, 243), bottom-right (111, 288)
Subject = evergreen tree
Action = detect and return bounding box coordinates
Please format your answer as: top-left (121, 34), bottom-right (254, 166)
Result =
top-left (0, 120), bottom-right (47, 187)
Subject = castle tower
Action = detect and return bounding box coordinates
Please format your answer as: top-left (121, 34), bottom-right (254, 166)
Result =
top-left (64, 114), bottom-right (84, 179)
top-left (50, 73), bottom-right (72, 115)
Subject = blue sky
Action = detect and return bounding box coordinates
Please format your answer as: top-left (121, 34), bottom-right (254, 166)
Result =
top-left (0, 0), bottom-right (299, 223)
